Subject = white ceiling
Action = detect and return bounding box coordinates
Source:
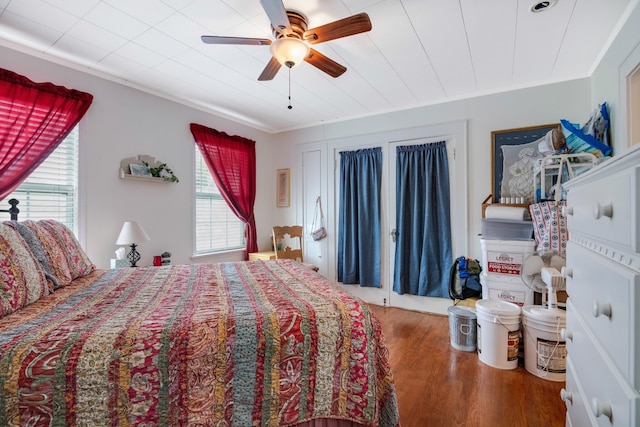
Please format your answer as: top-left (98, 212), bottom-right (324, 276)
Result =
top-left (0, 0), bottom-right (635, 133)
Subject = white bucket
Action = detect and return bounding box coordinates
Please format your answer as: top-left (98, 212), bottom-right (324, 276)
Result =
top-left (480, 273), bottom-right (535, 306)
top-left (480, 239), bottom-right (536, 277)
top-left (476, 299), bottom-right (521, 369)
top-left (448, 306), bottom-right (477, 352)
top-left (522, 305), bottom-right (566, 381)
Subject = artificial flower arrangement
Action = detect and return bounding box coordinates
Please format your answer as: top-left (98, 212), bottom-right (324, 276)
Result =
top-left (141, 160), bottom-right (179, 182)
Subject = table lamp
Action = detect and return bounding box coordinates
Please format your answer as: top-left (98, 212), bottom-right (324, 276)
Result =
top-left (116, 221), bottom-right (150, 267)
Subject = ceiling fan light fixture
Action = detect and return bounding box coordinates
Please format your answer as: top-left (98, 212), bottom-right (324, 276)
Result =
top-left (270, 37), bottom-right (310, 68)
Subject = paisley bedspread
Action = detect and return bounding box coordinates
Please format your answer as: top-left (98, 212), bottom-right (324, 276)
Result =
top-left (0, 259), bottom-right (400, 426)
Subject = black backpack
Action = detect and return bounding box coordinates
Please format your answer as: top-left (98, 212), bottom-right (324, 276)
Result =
top-left (449, 256), bottom-right (482, 300)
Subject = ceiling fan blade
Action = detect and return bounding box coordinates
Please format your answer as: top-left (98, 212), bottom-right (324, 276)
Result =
top-left (304, 49), bottom-right (346, 78)
top-left (259, 0), bottom-right (291, 35)
top-left (201, 35), bottom-right (272, 45)
top-left (303, 13), bottom-right (372, 44)
top-left (258, 57), bottom-right (282, 81)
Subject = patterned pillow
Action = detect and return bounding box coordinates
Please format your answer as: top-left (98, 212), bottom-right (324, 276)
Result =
top-left (11, 221), bottom-right (60, 290)
top-left (39, 219), bottom-right (95, 279)
top-left (0, 222), bottom-right (49, 318)
top-left (22, 220), bottom-right (94, 288)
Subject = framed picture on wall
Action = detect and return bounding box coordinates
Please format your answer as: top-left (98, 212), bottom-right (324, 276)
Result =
top-left (491, 123), bottom-right (559, 203)
top-left (129, 163), bottom-right (152, 177)
top-left (276, 168), bottom-right (290, 208)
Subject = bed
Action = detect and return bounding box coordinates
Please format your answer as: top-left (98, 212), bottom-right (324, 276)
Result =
top-left (0, 201), bottom-right (400, 427)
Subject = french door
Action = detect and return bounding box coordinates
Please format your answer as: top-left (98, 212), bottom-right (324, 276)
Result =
top-left (387, 137), bottom-right (456, 313)
top-left (325, 121), bottom-right (468, 314)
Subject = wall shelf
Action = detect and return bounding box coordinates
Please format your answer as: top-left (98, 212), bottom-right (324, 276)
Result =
top-left (119, 155), bottom-right (178, 183)
top-left (119, 171), bottom-right (173, 182)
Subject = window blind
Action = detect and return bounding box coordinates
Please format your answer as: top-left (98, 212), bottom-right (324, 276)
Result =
top-left (5, 127), bottom-right (78, 233)
top-left (194, 150), bottom-right (244, 254)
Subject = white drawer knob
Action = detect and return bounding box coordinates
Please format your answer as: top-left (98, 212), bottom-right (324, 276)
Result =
top-left (562, 205), bottom-right (574, 217)
top-left (560, 328), bottom-right (573, 341)
top-left (591, 398), bottom-right (612, 419)
top-left (560, 389), bottom-right (573, 404)
top-left (593, 202), bottom-right (613, 220)
top-left (592, 301), bottom-right (612, 318)
top-left (561, 266), bottom-right (573, 279)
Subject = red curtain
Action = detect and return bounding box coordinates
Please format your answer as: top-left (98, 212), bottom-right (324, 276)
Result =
top-left (0, 68), bottom-right (93, 200)
top-left (190, 123), bottom-right (259, 259)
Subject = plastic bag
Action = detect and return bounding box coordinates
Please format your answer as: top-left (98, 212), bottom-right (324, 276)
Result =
top-left (561, 102), bottom-right (611, 157)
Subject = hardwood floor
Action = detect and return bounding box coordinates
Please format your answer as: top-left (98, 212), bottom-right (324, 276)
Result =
top-left (369, 305), bottom-right (566, 427)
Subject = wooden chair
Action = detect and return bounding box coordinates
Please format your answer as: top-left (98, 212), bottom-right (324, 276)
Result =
top-left (272, 226), bottom-right (319, 272)
top-left (272, 225), bottom-right (304, 261)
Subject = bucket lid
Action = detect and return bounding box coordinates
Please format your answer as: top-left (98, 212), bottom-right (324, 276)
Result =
top-left (476, 299), bottom-right (521, 316)
top-left (522, 305), bottom-right (566, 322)
top-left (448, 306), bottom-right (477, 319)
top-left (480, 273), bottom-right (528, 286)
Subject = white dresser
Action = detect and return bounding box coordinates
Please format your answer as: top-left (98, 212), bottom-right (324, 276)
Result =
top-left (561, 146), bottom-right (640, 426)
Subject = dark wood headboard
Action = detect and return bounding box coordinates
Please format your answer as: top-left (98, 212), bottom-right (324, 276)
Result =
top-left (0, 199), bottom-right (19, 220)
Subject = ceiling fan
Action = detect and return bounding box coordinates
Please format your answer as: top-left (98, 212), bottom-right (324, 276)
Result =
top-left (201, 0), bottom-right (372, 81)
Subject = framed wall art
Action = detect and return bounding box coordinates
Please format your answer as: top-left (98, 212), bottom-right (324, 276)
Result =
top-left (491, 123), bottom-right (559, 203)
top-left (276, 168), bottom-right (290, 208)
top-left (129, 163), bottom-right (152, 177)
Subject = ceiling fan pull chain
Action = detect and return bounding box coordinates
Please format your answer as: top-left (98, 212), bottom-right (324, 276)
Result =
top-left (288, 67), bottom-right (293, 109)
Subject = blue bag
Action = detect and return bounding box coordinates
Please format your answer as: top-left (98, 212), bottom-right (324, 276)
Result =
top-left (449, 256), bottom-right (482, 300)
top-left (561, 102), bottom-right (611, 157)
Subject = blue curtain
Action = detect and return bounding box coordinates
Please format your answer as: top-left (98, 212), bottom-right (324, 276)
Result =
top-left (393, 141), bottom-right (452, 297)
top-left (337, 147), bottom-right (382, 287)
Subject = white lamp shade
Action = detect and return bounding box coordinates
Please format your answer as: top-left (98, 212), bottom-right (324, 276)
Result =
top-left (116, 221), bottom-right (150, 245)
top-left (270, 37), bottom-right (310, 68)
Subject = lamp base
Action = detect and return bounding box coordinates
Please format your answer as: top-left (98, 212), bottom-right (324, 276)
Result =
top-left (127, 244), bottom-right (141, 267)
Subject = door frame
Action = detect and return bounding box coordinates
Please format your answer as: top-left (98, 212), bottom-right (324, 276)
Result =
top-left (325, 121), bottom-right (468, 314)
top-left (295, 141), bottom-right (329, 276)
top-left (387, 136), bottom-right (457, 313)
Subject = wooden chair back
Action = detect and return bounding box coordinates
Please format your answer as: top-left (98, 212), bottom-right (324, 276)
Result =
top-left (272, 225), bottom-right (304, 262)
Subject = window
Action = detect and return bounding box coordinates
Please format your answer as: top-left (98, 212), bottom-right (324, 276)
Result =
top-left (194, 149), bottom-right (245, 254)
top-left (6, 126), bottom-right (79, 234)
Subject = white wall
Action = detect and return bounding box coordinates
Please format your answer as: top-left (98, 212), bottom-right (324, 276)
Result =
top-left (590, 0), bottom-right (640, 153)
top-left (269, 1), bottom-right (640, 298)
top-left (2, 46), bottom-right (276, 268)
top-left (275, 80), bottom-right (591, 260)
top-left (272, 2), bottom-right (640, 263)
top-left (4, 0), bottom-right (639, 271)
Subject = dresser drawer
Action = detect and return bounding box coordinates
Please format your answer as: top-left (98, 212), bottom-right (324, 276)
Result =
top-left (564, 357), bottom-right (596, 427)
top-left (565, 165), bottom-right (640, 253)
top-left (565, 301), bottom-right (639, 426)
top-left (565, 242), bottom-right (640, 385)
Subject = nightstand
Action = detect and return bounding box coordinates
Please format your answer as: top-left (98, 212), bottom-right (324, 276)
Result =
top-left (248, 251), bottom-right (276, 261)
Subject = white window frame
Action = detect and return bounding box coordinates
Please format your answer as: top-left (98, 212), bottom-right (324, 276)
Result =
top-left (193, 148), bottom-right (245, 255)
